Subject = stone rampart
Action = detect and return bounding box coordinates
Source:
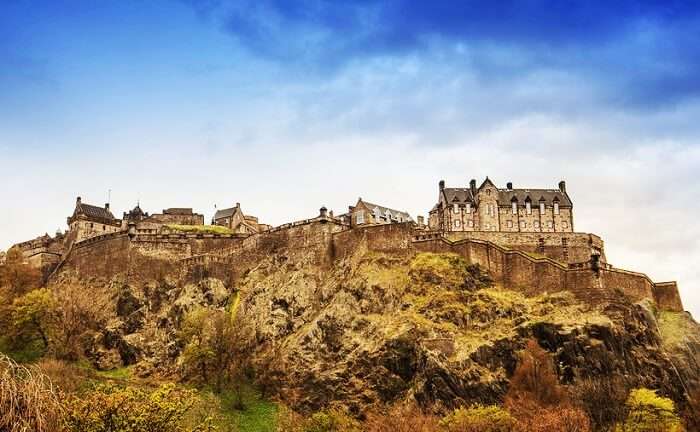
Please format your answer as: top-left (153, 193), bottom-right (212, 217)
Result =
top-left (442, 230), bottom-right (605, 264)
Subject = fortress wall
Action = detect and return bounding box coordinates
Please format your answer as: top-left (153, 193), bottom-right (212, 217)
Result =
top-left (600, 268), bottom-right (655, 304)
top-left (68, 234), bottom-right (131, 279)
top-left (444, 231), bottom-right (605, 264)
top-left (333, 223), bottom-right (415, 259)
top-left (653, 282), bottom-right (684, 312)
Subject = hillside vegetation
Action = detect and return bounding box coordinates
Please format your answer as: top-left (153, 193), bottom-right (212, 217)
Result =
top-left (1, 246), bottom-right (700, 431)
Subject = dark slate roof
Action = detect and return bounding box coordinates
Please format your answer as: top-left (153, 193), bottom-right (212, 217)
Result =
top-left (362, 201), bottom-right (412, 221)
top-left (77, 203), bottom-right (116, 221)
top-left (497, 189), bottom-right (572, 207)
top-left (442, 188), bottom-right (475, 203)
top-left (163, 208), bottom-right (194, 215)
top-left (213, 207), bottom-right (236, 220)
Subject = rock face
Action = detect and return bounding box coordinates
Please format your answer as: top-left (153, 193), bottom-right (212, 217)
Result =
top-left (66, 245), bottom-right (700, 414)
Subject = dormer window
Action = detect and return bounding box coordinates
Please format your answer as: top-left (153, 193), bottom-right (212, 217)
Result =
top-left (525, 201), bottom-right (532, 215)
top-left (554, 202), bottom-right (560, 215)
top-left (385, 210), bottom-right (392, 221)
top-left (356, 212), bottom-right (365, 224)
top-left (466, 202), bottom-right (471, 213)
top-left (540, 202), bottom-right (545, 214)
top-left (453, 204), bottom-right (459, 214)
top-left (511, 201), bottom-right (517, 215)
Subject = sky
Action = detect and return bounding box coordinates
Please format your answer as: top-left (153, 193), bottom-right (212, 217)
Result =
top-left (1, 0), bottom-right (699, 317)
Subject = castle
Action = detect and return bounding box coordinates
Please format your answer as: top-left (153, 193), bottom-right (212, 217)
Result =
top-left (5, 178), bottom-right (685, 314)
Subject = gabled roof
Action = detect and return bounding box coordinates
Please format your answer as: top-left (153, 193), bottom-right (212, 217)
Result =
top-left (213, 207), bottom-right (236, 220)
top-left (497, 189), bottom-right (572, 207)
top-left (358, 199), bottom-right (412, 221)
top-left (72, 201), bottom-right (117, 223)
top-left (442, 188), bottom-right (475, 204)
top-left (478, 177), bottom-right (497, 190)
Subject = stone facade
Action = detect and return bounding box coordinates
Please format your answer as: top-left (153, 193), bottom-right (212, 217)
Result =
top-left (429, 178), bottom-right (574, 233)
top-left (347, 198), bottom-right (412, 227)
top-left (213, 203), bottom-right (269, 234)
top-left (67, 197), bottom-right (122, 242)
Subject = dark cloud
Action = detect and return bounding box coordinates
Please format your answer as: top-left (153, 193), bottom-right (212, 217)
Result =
top-left (183, 0), bottom-right (700, 109)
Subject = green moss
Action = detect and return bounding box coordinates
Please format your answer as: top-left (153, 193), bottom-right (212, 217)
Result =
top-left (657, 311), bottom-right (694, 349)
top-left (165, 224), bottom-right (234, 235)
top-left (95, 366), bottom-right (132, 381)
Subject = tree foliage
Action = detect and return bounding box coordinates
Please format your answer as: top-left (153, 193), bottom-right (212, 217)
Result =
top-left (64, 383), bottom-right (215, 432)
top-left (617, 388), bottom-right (683, 432)
top-left (440, 404), bottom-right (515, 432)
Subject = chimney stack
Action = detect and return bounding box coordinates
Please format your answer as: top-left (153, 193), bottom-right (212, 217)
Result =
top-left (439, 180), bottom-right (445, 190)
top-left (470, 179), bottom-right (476, 194)
top-left (559, 180), bottom-right (566, 193)
top-left (506, 182), bottom-right (513, 190)
top-left (105, 203), bottom-right (110, 210)
top-left (76, 196), bottom-right (82, 205)
top-left (417, 215), bottom-right (425, 226)
top-left (319, 206), bottom-right (328, 218)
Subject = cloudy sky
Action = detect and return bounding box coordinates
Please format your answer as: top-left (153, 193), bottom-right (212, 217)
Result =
top-left (2, 1), bottom-right (699, 316)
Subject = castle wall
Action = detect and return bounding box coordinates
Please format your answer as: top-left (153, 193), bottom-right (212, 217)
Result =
top-left (443, 231), bottom-right (604, 265)
top-left (653, 282), bottom-right (684, 312)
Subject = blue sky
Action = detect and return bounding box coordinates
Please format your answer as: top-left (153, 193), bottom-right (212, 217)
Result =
top-left (2, 0), bottom-right (700, 317)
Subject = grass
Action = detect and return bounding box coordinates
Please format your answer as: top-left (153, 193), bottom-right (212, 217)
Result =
top-left (657, 311), bottom-right (695, 349)
top-left (0, 337), bottom-right (45, 363)
top-left (205, 385), bottom-right (278, 432)
top-left (165, 224), bottom-right (234, 235)
top-left (94, 365), bottom-right (132, 381)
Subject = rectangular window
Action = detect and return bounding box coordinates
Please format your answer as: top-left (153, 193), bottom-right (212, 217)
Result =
top-left (356, 212), bottom-right (364, 224)
top-left (554, 203), bottom-right (560, 214)
top-left (534, 221), bottom-right (540, 228)
top-left (526, 202), bottom-right (531, 214)
top-left (562, 221), bottom-right (569, 229)
top-left (453, 204), bottom-right (459, 214)
top-left (548, 221), bottom-right (553, 228)
top-left (520, 221), bottom-right (527, 228)
top-left (512, 202), bottom-right (517, 214)
top-left (454, 220), bottom-right (460, 228)
top-left (466, 203), bottom-right (471, 214)
top-left (468, 220), bottom-right (473, 227)
top-left (540, 203), bottom-right (545, 214)
top-left (507, 220), bottom-right (513, 228)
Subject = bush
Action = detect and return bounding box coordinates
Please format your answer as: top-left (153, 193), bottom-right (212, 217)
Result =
top-left (409, 253), bottom-right (491, 291)
top-left (64, 383), bottom-right (215, 432)
top-left (617, 388), bottom-right (683, 432)
top-left (0, 353), bottom-right (64, 432)
top-left (36, 358), bottom-right (88, 394)
top-left (506, 339), bottom-right (564, 406)
top-left (440, 404), bottom-right (515, 432)
top-left (364, 404), bottom-right (440, 432)
top-left (304, 409), bottom-right (360, 432)
top-left (573, 377), bottom-right (629, 431)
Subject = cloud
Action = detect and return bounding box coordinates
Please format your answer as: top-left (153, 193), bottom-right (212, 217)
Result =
top-left (181, 0), bottom-right (700, 109)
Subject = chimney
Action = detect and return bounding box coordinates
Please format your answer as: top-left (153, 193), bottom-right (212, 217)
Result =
top-left (439, 180), bottom-right (445, 190)
top-left (559, 180), bottom-right (566, 193)
top-left (417, 215), bottom-right (425, 226)
top-left (105, 203), bottom-right (110, 210)
top-left (76, 196), bottom-right (82, 205)
top-left (506, 182), bottom-right (513, 190)
top-left (329, 210), bottom-right (334, 218)
top-left (235, 202), bottom-right (240, 208)
top-left (469, 179), bottom-right (476, 194)
top-left (319, 206), bottom-right (328, 218)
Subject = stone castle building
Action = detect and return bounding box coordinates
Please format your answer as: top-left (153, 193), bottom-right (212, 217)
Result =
top-left (429, 178), bottom-right (573, 233)
top-left (68, 197), bottom-right (122, 242)
top-left (213, 203), bottom-right (269, 234)
top-left (346, 198), bottom-right (412, 227)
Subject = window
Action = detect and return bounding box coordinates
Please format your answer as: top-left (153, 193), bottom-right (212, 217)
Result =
top-left (562, 221), bottom-right (569, 229)
top-left (385, 210), bottom-right (392, 221)
top-left (485, 223), bottom-right (490, 229)
top-left (507, 220), bottom-right (513, 228)
top-left (520, 221), bottom-right (527, 228)
top-left (356, 212), bottom-right (365, 224)
top-left (466, 202), bottom-right (471, 213)
top-left (374, 207), bottom-right (382, 221)
top-left (468, 220), bottom-right (473, 227)
top-left (526, 201), bottom-right (532, 214)
top-left (540, 202), bottom-right (545, 214)
top-left (554, 202), bottom-right (560, 214)
top-left (534, 221), bottom-right (540, 228)
top-left (454, 220), bottom-right (461, 228)
top-left (453, 204), bottom-right (459, 214)
top-left (103, 225), bottom-right (106, 231)
top-left (547, 221), bottom-right (553, 228)
top-left (512, 202), bottom-right (517, 214)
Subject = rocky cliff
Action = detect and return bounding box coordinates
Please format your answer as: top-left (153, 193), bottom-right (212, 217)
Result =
top-left (53, 233), bottom-right (700, 416)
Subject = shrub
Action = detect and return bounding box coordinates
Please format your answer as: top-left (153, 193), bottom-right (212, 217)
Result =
top-left (440, 404), bottom-right (515, 432)
top-left (617, 388), bottom-right (683, 432)
top-left (409, 253), bottom-right (491, 291)
top-left (64, 383), bottom-right (215, 432)
top-left (36, 358), bottom-right (88, 394)
top-left (10, 287), bottom-right (55, 350)
top-left (0, 353), bottom-right (64, 432)
top-left (573, 376), bottom-right (629, 431)
top-left (506, 339), bottom-right (564, 406)
top-left (304, 408), bottom-right (360, 432)
top-left (364, 403), bottom-right (440, 432)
